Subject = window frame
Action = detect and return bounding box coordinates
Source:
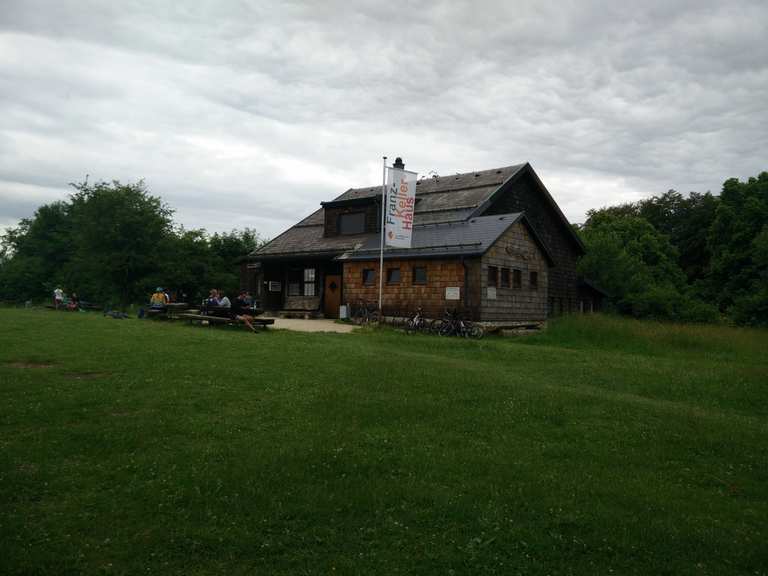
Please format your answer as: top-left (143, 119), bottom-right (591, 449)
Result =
top-left (487, 266), bottom-right (499, 288)
top-left (338, 211), bottom-right (366, 235)
top-left (386, 267), bottom-right (401, 284)
top-left (412, 266), bottom-right (427, 285)
top-left (303, 267), bottom-right (316, 296)
top-left (513, 269), bottom-right (522, 289)
top-left (500, 268), bottom-right (510, 288)
top-left (529, 270), bottom-right (538, 290)
top-left (362, 268), bottom-right (376, 286)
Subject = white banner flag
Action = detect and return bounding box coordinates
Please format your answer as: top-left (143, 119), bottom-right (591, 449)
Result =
top-left (385, 167), bottom-right (417, 248)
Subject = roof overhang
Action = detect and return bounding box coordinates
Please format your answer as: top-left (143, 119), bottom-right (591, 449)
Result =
top-left (320, 196), bottom-right (380, 209)
top-left (246, 250), bottom-right (343, 262)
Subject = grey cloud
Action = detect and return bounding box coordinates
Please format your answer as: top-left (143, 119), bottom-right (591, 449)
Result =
top-left (1, 0), bottom-right (766, 238)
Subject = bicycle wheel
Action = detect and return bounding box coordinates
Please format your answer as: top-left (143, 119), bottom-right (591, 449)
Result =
top-left (467, 323), bottom-right (484, 339)
top-left (437, 321), bottom-right (453, 336)
top-left (469, 324), bottom-right (485, 340)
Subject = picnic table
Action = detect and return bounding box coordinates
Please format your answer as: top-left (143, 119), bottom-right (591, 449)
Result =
top-left (202, 304), bottom-right (264, 318)
top-left (145, 302), bottom-right (190, 319)
top-left (177, 312), bottom-right (274, 331)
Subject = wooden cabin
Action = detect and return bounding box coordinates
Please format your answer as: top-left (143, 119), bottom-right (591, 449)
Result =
top-left (241, 162), bottom-right (603, 322)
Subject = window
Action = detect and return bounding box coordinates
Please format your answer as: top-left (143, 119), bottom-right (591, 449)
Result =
top-left (501, 268), bottom-right (510, 288)
top-left (339, 212), bottom-right (366, 235)
top-left (487, 266), bottom-right (498, 287)
top-left (513, 269), bottom-right (522, 289)
top-left (413, 266), bottom-right (427, 285)
top-left (362, 268), bottom-right (375, 285)
top-left (303, 268), bottom-right (316, 296)
top-left (386, 268), bottom-right (400, 284)
top-left (530, 271), bottom-right (538, 289)
top-left (288, 268), bottom-right (316, 297)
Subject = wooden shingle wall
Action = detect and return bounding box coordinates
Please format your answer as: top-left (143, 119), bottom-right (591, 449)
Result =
top-left (482, 173), bottom-right (578, 313)
top-left (324, 203), bottom-right (380, 237)
top-left (342, 259), bottom-right (468, 319)
top-left (479, 222), bottom-right (548, 322)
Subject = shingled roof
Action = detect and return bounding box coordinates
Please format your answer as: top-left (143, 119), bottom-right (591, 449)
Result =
top-left (336, 213), bottom-right (553, 263)
top-left (252, 164), bottom-right (527, 258)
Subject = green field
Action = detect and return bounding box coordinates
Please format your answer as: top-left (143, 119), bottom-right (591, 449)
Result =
top-left (1, 309), bottom-right (766, 575)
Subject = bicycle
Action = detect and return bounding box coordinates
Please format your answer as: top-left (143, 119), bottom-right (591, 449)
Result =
top-left (351, 299), bottom-right (380, 325)
top-left (405, 306), bottom-right (433, 334)
top-left (436, 308), bottom-right (484, 339)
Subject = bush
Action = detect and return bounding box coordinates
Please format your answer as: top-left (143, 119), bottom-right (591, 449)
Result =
top-left (619, 285), bottom-right (719, 323)
top-left (731, 287), bottom-right (768, 327)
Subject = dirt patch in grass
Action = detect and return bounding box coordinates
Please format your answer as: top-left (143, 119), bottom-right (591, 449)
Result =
top-left (64, 371), bottom-right (110, 380)
top-left (6, 361), bottom-right (55, 369)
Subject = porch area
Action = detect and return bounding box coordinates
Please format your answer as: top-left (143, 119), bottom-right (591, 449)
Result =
top-left (241, 257), bottom-right (345, 318)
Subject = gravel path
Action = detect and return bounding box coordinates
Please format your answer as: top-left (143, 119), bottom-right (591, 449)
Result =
top-left (267, 317), bottom-right (356, 333)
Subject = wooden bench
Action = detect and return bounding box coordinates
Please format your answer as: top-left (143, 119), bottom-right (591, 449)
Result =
top-left (177, 313), bottom-right (274, 330)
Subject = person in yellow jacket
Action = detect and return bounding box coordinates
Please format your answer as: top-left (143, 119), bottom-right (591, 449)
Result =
top-left (149, 287), bottom-right (168, 308)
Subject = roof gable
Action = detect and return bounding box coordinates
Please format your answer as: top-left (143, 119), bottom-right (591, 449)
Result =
top-left (472, 163), bottom-right (584, 253)
top-left (331, 164), bottom-right (526, 225)
top-left (250, 162), bottom-right (579, 259)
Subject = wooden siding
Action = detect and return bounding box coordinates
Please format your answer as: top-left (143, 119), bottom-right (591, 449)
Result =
top-left (343, 259), bottom-right (471, 319)
top-left (324, 202), bottom-right (380, 237)
top-left (482, 172), bottom-right (578, 313)
top-left (479, 221), bottom-right (548, 322)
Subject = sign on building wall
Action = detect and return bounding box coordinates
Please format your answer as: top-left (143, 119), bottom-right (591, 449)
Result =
top-left (487, 286), bottom-right (497, 300)
top-left (385, 167), bottom-right (417, 248)
top-left (268, 281), bottom-right (281, 292)
top-left (445, 287), bottom-right (461, 300)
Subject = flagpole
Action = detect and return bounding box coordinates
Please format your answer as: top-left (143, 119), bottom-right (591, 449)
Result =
top-left (378, 156), bottom-right (387, 317)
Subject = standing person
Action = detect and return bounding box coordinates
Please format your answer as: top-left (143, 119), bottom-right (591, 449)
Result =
top-left (53, 287), bottom-right (64, 309)
top-left (67, 292), bottom-right (79, 311)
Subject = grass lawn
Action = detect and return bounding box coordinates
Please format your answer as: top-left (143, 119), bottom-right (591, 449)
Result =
top-left (1, 309), bottom-right (766, 575)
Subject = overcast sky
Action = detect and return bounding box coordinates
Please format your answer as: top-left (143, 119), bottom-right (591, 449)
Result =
top-left (1, 0), bottom-right (766, 238)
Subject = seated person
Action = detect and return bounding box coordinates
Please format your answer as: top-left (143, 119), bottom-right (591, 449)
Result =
top-left (217, 291), bottom-right (231, 308)
top-left (67, 292), bottom-right (79, 311)
top-left (231, 293), bottom-right (257, 333)
top-left (150, 287), bottom-right (168, 308)
top-left (235, 290), bottom-right (251, 311)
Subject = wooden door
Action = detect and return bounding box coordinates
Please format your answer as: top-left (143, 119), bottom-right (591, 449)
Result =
top-left (324, 275), bottom-right (342, 318)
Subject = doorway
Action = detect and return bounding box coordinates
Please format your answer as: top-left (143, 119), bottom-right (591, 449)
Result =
top-left (323, 275), bottom-right (342, 318)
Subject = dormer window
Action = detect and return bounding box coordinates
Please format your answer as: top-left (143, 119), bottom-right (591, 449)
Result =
top-left (338, 212), bottom-right (365, 235)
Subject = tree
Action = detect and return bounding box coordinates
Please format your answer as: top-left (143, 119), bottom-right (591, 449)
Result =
top-left (708, 172), bottom-right (768, 323)
top-left (0, 202), bottom-right (72, 300)
top-left (578, 211), bottom-right (717, 322)
top-left (0, 178), bottom-right (268, 307)
top-left (65, 180), bottom-right (175, 306)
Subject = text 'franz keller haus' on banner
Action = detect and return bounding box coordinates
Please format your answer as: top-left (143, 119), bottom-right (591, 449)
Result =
top-left (385, 166), bottom-right (418, 248)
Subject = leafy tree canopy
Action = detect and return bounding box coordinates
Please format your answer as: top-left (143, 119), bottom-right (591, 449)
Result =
top-left (0, 180), bottom-right (266, 307)
top-left (579, 171), bottom-right (767, 325)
